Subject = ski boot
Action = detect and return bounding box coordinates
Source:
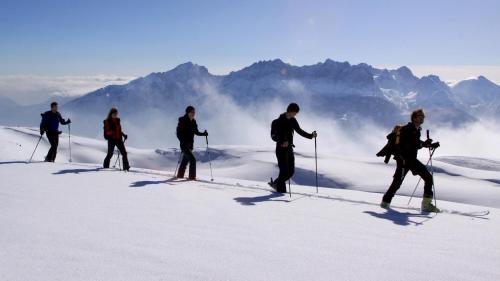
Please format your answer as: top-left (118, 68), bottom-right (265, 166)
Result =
top-left (268, 178), bottom-right (278, 192)
top-left (380, 201), bottom-right (391, 209)
top-left (421, 197), bottom-right (440, 213)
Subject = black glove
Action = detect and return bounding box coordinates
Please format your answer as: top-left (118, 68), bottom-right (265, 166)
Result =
top-left (66, 118), bottom-right (72, 124)
top-left (422, 139), bottom-right (433, 148)
top-left (203, 130), bottom-right (208, 137)
top-left (431, 142), bottom-right (440, 149)
top-left (123, 134), bottom-right (128, 141)
top-left (40, 130), bottom-right (45, 136)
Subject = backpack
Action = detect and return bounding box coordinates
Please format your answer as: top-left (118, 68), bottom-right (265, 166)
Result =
top-left (103, 120), bottom-right (109, 140)
top-left (376, 124), bottom-right (404, 163)
top-left (270, 118), bottom-right (279, 142)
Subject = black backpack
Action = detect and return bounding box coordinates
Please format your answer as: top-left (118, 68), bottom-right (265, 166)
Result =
top-left (270, 118), bottom-right (279, 142)
top-left (376, 125), bottom-right (404, 163)
top-left (103, 120), bottom-right (109, 140)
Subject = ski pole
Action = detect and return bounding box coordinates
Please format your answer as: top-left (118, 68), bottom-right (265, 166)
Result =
top-left (288, 179), bottom-right (291, 198)
top-left (205, 135), bottom-right (214, 181)
top-left (68, 123), bottom-right (72, 162)
top-left (286, 147), bottom-right (292, 198)
top-left (173, 150), bottom-right (183, 177)
top-left (113, 150), bottom-right (121, 169)
top-left (28, 135), bottom-right (43, 163)
top-left (427, 130), bottom-right (437, 208)
top-left (314, 135), bottom-right (318, 193)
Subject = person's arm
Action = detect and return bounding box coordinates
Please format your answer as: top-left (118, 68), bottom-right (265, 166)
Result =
top-left (193, 120), bottom-right (207, 136)
top-left (292, 119), bottom-right (313, 139)
top-left (39, 113), bottom-right (46, 135)
top-left (58, 113), bottom-right (71, 125)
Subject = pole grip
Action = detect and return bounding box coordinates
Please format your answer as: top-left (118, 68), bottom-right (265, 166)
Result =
top-left (426, 129), bottom-right (430, 140)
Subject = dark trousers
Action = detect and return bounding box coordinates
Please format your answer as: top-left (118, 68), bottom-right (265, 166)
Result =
top-left (45, 131), bottom-right (59, 162)
top-left (177, 148), bottom-right (196, 179)
top-left (382, 158), bottom-right (433, 203)
top-left (274, 146), bottom-right (295, 193)
top-left (103, 139), bottom-right (130, 169)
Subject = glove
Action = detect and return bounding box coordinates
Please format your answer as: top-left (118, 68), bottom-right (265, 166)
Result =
top-left (203, 130), bottom-right (208, 137)
top-left (40, 130), bottom-right (45, 136)
top-left (311, 131), bottom-right (318, 138)
top-left (66, 118), bottom-right (72, 124)
top-left (422, 139), bottom-right (433, 148)
top-left (123, 134), bottom-right (128, 141)
top-left (431, 142), bottom-right (440, 149)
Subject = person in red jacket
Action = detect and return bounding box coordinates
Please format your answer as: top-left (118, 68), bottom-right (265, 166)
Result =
top-left (103, 107), bottom-right (130, 171)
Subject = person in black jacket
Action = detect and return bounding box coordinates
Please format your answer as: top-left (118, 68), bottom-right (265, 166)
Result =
top-left (381, 109), bottom-right (440, 212)
top-left (176, 106), bottom-right (208, 180)
top-left (270, 103), bottom-right (317, 193)
top-left (39, 102), bottom-right (71, 162)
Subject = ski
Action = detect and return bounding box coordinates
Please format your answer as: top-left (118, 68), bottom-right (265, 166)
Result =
top-left (441, 209), bottom-right (490, 218)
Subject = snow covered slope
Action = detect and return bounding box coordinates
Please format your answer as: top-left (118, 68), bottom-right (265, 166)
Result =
top-left (3, 126), bottom-right (500, 209)
top-left (1, 149), bottom-right (499, 280)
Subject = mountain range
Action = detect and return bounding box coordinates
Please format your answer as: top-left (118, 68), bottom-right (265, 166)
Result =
top-left (1, 59), bottom-right (499, 146)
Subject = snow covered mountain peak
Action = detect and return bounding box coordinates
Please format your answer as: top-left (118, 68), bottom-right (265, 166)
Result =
top-left (169, 61), bottom-right (211, 76)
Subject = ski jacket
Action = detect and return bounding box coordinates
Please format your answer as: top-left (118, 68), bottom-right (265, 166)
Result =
top-left (272, 113), bottom-right (313, 147)
top-left (40, 111), bottom-right (69, 133)
top-left (103, 118), bottom-right (124, 141)
top-left (395, 122), bottom-right (425, 161)
top-left (176, 115), bottom-right (205, 150)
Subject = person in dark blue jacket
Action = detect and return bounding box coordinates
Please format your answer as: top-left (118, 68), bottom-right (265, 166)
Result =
top-left (40, 102), bottom-right (71, 162)
top-left (176, 106), bottom-right (208, 180)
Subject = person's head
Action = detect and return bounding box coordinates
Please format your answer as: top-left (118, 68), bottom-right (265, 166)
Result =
top-left (411, 109), bottom-right (425, 127)
top-left (185, 105), bottom-right (195, 120)
top-left (50, 102), bottom-right (58, 112)
top-left (107, 107), bottom-right (119, 120)
top-left (286, 103), bottom-right (300, 119)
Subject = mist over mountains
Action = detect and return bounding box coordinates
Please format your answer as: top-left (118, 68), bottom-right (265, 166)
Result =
top-left (2, 59), bottom-right (499, 148)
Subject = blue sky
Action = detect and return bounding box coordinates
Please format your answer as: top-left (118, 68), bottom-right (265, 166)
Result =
top-left (1, 0), bottom-right (499, 77)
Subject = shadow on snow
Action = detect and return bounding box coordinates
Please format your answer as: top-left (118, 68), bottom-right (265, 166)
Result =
top-left (364, 209), bottom-right (433, 226)
top-left (234, 192), bottom-right (289, 206)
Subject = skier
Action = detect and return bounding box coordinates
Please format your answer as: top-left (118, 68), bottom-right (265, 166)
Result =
top-left (39, 102), bottom-right (71, 162)
top-left (103, 107), bottom-right (130, 171)
top-left (380, 109), bottom-right (440, 212)
top-left (176, 106), bottom-right (208, 180)
top-left (269, 103), bottom-right (317, 193)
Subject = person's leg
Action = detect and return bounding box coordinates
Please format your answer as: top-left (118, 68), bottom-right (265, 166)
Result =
top-left (46, 132), bottom-right (58, 162)
top-left (412, 160), bottom-right (434, 198)
top-left (274, 147), bottom-right (288, 193)
top-left (103, 140), bottom-right (115, 168)
top-left (382, 159), bottom-right (408, 204)
top-left (116, 140), bottom-right (130, 170)
top-left (51, 133), bottom-right (59, 161)
top-left (177, 149), bottom-right (189, 178)
top-left (185, 150), bottom-right (196, 179)
top-left (410, 160), bottom-right (439, 212)
top-left (45, 133), bottom-right (54, 161)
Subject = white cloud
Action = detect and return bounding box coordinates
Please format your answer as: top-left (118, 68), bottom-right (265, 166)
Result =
top-left (0, 75), bottom-right (135, 105)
